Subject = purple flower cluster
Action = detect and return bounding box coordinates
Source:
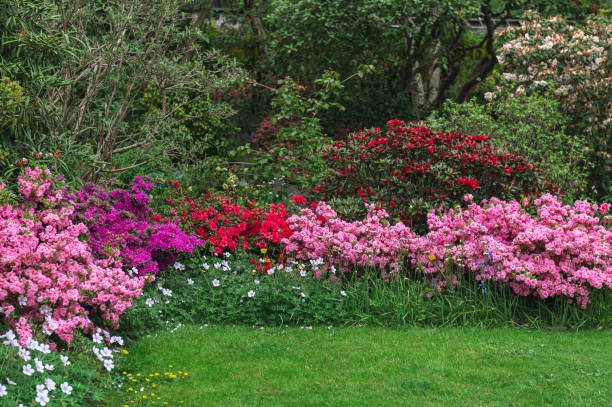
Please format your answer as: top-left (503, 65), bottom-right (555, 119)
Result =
top-left (70, 176), bottom-right (203, 277)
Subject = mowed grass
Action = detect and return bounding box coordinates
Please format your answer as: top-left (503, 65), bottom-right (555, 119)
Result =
top-left (104, 326), bottom-right (611, 407)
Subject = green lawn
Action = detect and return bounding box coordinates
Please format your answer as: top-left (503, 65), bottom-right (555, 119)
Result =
top-left (104, 326), bottom-right (611, 407)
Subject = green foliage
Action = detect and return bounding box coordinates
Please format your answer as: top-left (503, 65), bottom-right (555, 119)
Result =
top-left (426, 93), bottom-right (591, 199)
top-left (253, 70), bottom-right (351, 189)
top-left (118, 251), bottom-right (349, 340)
top-left (0, 77), bottom-right (24, 129)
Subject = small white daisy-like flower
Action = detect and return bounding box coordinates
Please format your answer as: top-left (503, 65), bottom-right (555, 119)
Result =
top-left (254, 279), bottom-right (260, 285)
top-left (187, 278), bottom-right (194, 286)
top-left (214, 263), bottom-right (221, 269)
top-left (103, 359), bottom-right (114, 371)
top-left (300, 269), bottom-right (307, 277)
top-left (60, 355), bottom-right (70, 366)
top-left (212, 279), bottom-right (220, 287)
top-left (44, 364), bottom-right (54, 371)
top-left (161, 288), bottom-right (173, 297)
top-left (173, 262), bottom-right (185, 271)
top-left (34, 358), bottom-right (45, 373)
top-left (60, 382), bottom-right (72, 395)
top-left (202, 263), bottom-right (209, 270)
top-left (300, 292), bottom-right (306, 298)
top-left (0, 383), bottom-right (7, 397)
top-left (145, 298), bottom-right (155, 307)
top-left (44, 378), bottom-right (56, 391)
top-left (6, 377), bottom-right (16, 385)
top-left (35, 388), bottom-right (49, 406)
top-left (18, 348), bottom-right (30, 361)
top-left (340, 290), bottom-right (347, 297)
top-left (224, 252), bottom-right (231, 258)
top-left (92, 332), bottom-right (103, 344)
top-left (248, 290), bottom-right (255, 298)
top-left (22, 364), bottom-right (34, 376)
top-left (267, 268), bottom-right (275, 275)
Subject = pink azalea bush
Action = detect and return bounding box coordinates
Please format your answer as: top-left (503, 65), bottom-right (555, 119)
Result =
top-left (284, 195), bottom-right (611, 307)
top-left (0, 167), bottom-right (145, 345)
top-left (283, 201), bottom-right (419, 275)
top-left (420, 194), bottom-right (611, 308)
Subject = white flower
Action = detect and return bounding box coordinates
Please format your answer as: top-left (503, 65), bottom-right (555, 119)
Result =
top-left (92, 332), bottom-right (103, 344)
top-left (248, 290), bottom-right (255, 298)
top-left (60, 382), bottom-right (72, 395)
top-left (34, 358), bottom-right (45, 373)
top-left (161, 288), bottom-right (173, 297)
top-left (110, 336), bottom-right (124, 346)
top-left (18, 348), bottom-right (31, 361)
top-left (0, 384), bottom-right (7, 397)
top-left (100, 347), bottom-right (113, 358)
top-left (60, 355), bottom-right (70, 366)
top-left (300, 269), bottom-right (307, 277)
top-left (267, 268), bottom-right (275, 275)
top-left (145, 298), bottom-right (155, 307)
top-left (214, 263), bottom-right (221, 269)
top-left (44, 364), bottom-right (54, 371)
top-left (6, 378), bottom-right (15, 385)
top-left (22, 364), bottom-right (34, 376)
top-left (103, 359), bottom-right (114, 371)
top-left (224, 252), bottom-right (231, 258)
top-left (254, 279), bottom-right (260, 285)
top-left (173, 262), bottom-right (185, 271)
top-left (340, 290), bottom-right (347, 297)
top-left (330, 265), bottom-right (336, 274)
top-left (18, 295), bottom-right (27, 306)
top-left (300, 292), bottom-right (306, 298)
top-left (202, 263), bottom-right (209, 270)
top-left (187, 279), bottom-right (194, 286)
top-left (45, 378), bottom-right (56, 391)
top-left (212, 279), bottom-right (220, 287)
top-left (285, 266), bottom-right (293, 273)
top-left (35, 388), bottom-right (49, 406)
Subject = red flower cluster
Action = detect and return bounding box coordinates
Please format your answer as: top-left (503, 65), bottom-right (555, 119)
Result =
top-left (167, 193), bottom-right (292, 261)
top-left (311, 119), bottom-right (553, 229)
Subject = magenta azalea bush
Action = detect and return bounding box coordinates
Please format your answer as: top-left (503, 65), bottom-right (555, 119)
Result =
top-left (0, 167), bottom-right (145, 345)
top-left (71, 176), bottom-right (203, 277)
top-left (284, 194), bottom-right (612, 307)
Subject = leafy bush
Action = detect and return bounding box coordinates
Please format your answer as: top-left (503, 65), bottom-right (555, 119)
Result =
top-left (0, 167), bottom-right (144, 345)
top-left (496, 10), bottom-right (612, 198)
top-left (427, 94), bottom-right (591, 199)
top-left (311, 119), bottom-right (552, 229)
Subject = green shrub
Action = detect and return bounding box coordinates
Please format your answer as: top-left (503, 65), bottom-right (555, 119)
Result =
top-left (427, 94), bottom-right (591, 199)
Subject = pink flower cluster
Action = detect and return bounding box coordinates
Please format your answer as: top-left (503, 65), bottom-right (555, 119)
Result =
top-left (284, 194), bottom-right (611, 307)
top-left (283, 202), bottom-right (419, 275)
top-left (420, 194), bottom-right (611, 307)
top-left (0, 168), bottom-right (145, 345)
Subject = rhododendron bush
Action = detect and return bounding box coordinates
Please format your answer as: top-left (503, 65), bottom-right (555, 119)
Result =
top-left (71, 176), bottom-right (202, 277)
top-left (496, 10), bottom-right (611, 198)
top-left (311, 119), bottom-right (553, 228)
top-left (284, 195), bottom-right (611, 307)
top-left (0, 168), bottom-right (144, 345)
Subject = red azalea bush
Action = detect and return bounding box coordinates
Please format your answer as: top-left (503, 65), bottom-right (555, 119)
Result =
top-left (160, 185), bottom-right (292, 271)
top-left (309, 119), bottom-right (554, 229)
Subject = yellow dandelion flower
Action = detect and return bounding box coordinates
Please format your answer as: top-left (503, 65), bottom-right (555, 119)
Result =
top-left (152, 384), bottom-right (157, 388)
top-left (142, 395), bottom-right (147, 399)
top-left (260, 248), bottom-right (267, 254)
top-left (122, 349), bottom-right (129, 354)
top-left (145, 378), bottom-right (151, 382)
top-left (428, 254), bottom-right (437, 261)
top-left (136, 373), bottom-right (141, 377)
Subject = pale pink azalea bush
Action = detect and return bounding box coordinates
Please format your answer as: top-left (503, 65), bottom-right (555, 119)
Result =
top-left (0, 167), bottom-right (145, 346)
top-left (283, 201), bottom-right (419, 275)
